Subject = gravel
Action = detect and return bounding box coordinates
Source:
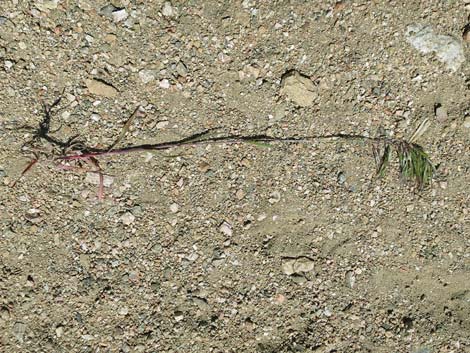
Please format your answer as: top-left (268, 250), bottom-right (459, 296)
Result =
top-left (0, 1), bottom-right (468, 352)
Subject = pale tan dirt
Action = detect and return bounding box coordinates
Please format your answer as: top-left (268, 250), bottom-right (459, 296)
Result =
top-left (0, 1), bottom-right (469, 352)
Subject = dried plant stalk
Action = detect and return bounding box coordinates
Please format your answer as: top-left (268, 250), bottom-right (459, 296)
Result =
top-left (13, 97), bottom-right (436, 198)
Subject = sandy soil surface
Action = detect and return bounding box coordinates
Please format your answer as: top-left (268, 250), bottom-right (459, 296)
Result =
top-left (0, 1), bottom-right (469, 352)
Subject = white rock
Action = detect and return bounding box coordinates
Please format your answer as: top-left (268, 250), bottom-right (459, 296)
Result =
top-left (112, 9), bottom-right (128, 23)
top-left (55, 326), bottom-right (64, 338)
top-left (268, 191), bottom-right (281, 204)
top-left (281, 257), bottom-right (315, 275)
top-left (90, 113), bottom-right (101, 122)
top-left (155, 120), bottom-right (169, 129)
top-left (4, 60), bottom-right (14, 70)
top-left (293, 257), bottom-right (315, 273)
top-left (406, 24), bottom-right (465, 72)
top-left (35, 0), bottom-right (59, 11)
top-left (120, 212), bottom-right (135, 225)
top-left (186, 252), bottom-right (199, 261)
top-left (162, 2), bottom-right (176, 17)
top-left (118, 306), bottom-right (129, 316)
top-left (78, 0), bottom-right (93, 11)
top-left (170, 203), bottom-right (179, 213)
top-left (219, 221), bottom-right (233, 237)
top-left (139, 69), bottom-right (156, 84)
top-left (159, 79), bottom-right (170, 89)
top-left (462, 116), bottom-right (470, 129)
top-left (218, 52), bottom-right (231, 63)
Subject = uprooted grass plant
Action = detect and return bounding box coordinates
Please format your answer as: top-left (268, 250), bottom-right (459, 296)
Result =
top-left (11, 95), bottom-right (435, 199)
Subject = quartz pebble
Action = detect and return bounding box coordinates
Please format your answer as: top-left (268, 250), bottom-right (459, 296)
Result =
top-left (139, 69), bottom-right (156, 84)
top-left (281, 257), bottom-right (315, 275)
top-left (219, 221), bottom-right (233, 237)
top-left (268, 191), bottom-right (281, 204)
top-left (112, 9), bottom-right (128, 23)
top-left (406, 24), bottom-right (465, 71)
top-left (170, 203), bottom-right (179, 213)
top-left (462, 116), bottom-right (470, 129)
top-left (162, 2), bottom-right (177, 17)
top-left (159, 79), bottom-right (171, 89)
top-left (100, 4), bottom-right (118, 18)
top-left (120, 212), bottom-right (135, 225)
top-left (35, 0), bottom-right (59, 11)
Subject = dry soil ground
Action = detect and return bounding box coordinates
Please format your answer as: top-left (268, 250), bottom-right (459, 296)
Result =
top-left (0, 1), bottom-right (469, 352)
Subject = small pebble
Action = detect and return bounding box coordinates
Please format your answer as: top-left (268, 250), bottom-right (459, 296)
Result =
top-left (100, 4), bottom-right (118, 18)
top-left (35, 0), bottom-right (59, 11)
top-left (55, 326), bottom-right (64, 338)
top-left (112, 9), bottom-right (128, 23)
top-left (274, 294), bottom-right (286, 304)
top-left (268, 191), bottom-right (281, 204)
top-left (139, 69), bottom-right (156, 84)
top-left (337, 171), bottom-right (346, 184)
top-left (170, 203), bottom-right (179, 213)
top-left (120, 212), bottom-right (135, 225)
top-left (236, 189), bottom-right (246, 200)
top-left (118, 306), bottom-right (129, 316)
top-left (174, 311), bottom-right (184, 322)
top-left (462, 116), bottom-right (470, 129)
top-left (4, 60), bottom-right (14, 70)
top-left (86, 79), bottom-right (118, 97)
top-left (176, 61), bottom-right (188, 77)
top-left (219, 221), bottom-right (233, 237)
top-left (162, 2), bottom-right (176, 17)
top-left (155, 120), bottom-right (169, 129)
top-left (90, 113), bottom-right (101, 122)
top-left (463, 25), bottom-right (470, 42)
top-left (345, 271), bottom-right (356, 289)
top-left (282, 257), bottom-right (315, 275)
top-left (435, 105), bottom-right (448, 122)
top-left (78, 0), bottom-right (93, 11)
top-left (159, 79), bottom-right (170, 89)
top-left (13, 322), bottom-right (26, 343)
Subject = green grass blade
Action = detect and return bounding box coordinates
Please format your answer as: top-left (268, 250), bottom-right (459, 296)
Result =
top-left (245, 140), bottom-right (272, 148)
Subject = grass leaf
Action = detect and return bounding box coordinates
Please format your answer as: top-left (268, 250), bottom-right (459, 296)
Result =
top-left (245, 140), bottom-right (272, 148)
top-left (397, 142), bottom-right (434, 188)
top-left (108, 106), bottom-right (142, 152)
top-left (376, 144), bottom-right (391, 177)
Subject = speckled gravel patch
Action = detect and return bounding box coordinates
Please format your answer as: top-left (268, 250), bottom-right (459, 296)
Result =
top-left (0, 1), bottom-right (469, 352)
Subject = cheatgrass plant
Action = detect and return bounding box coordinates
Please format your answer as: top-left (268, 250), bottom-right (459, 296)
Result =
top-left (374, 139), bottom-right (435, 189)
top-left (396, 141), bottom-right (435, 188)
top-left (11, 93), bottom-right (436, 199)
